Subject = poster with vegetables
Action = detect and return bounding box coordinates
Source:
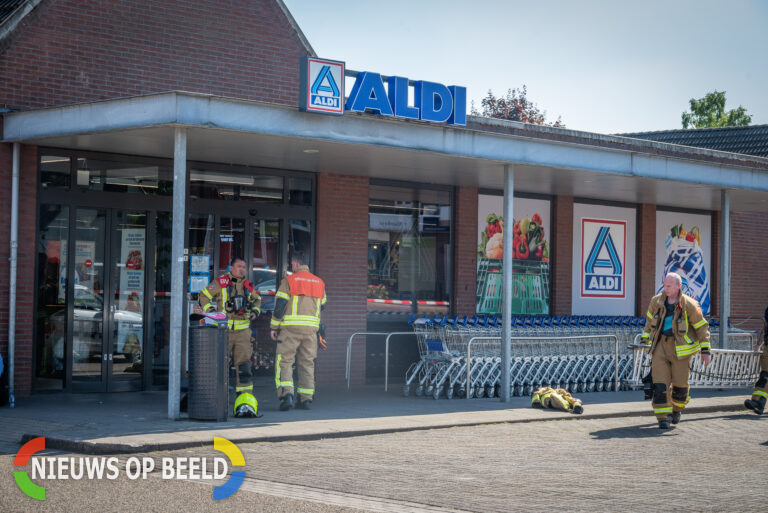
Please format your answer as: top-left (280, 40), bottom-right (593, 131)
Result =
top-left (655, 211), bottom-right (711, 314)
top-left (477, 195), bottom-right (551, 315)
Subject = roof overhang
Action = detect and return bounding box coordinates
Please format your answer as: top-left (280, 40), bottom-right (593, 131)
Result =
top-left (4, 91), bottom-right (768, 211)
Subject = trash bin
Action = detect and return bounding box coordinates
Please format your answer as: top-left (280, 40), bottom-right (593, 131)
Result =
top-left (188, 324), bottom-right (229, 421)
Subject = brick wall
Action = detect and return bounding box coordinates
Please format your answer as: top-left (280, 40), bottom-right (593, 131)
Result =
top-left (0, 143), bottom-right (37, 396)
top-left (730, 211), bottom-right (768, 327)
top-left (636, 204), bottom-right (656, 314)
top-left (453, 186), bottom-right (477, 316)
top-left (551, 195), bottom-right (573, 315)
top-left (315, 174), bottom-right (369, 386)
top-left (0, 0), bottom-right (310, 111)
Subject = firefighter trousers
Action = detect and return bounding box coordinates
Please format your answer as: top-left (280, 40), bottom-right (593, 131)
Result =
top-left (651, 335), bottom-right (692, 421)
top-left (275, 327), bottom-right (317, 402)
top-left (229, 328), bottom-right (253, 389)
top-left (749, 346), bottom-right (768, 403)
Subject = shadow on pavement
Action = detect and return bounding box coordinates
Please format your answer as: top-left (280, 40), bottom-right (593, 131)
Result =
top-left (590, 411), bottom-right (764, 440)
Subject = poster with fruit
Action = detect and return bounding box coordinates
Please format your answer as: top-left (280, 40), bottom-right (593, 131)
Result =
top-left (477, 195), bottom-right (551, 315)
top-left (655, 211), bottom-right (711, 314)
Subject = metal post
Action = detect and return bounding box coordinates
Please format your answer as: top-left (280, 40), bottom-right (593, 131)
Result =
top-left (8, 142), bottom-right (19, 408)
top-left (501, 164), bottom-right (514, 402)
top-left (719, 190), bottom-right (730, 350)
top-left (168, 128), bottom-right (187, 419)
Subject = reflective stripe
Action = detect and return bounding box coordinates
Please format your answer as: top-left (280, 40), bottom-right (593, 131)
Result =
top-left (646, 311), bottom-right (653, 319)
top-left (228, 319), bottom-right (251, 330)
top-left (275, 291), bottom-right (290, 301)
top-left (236, 385), bottom-right (253, 392)
top-left (297, 387), bottom-right (314, 395)
top-left (201, 287), bottom-right (213, 300)
top-left (270, 318), bottom-right (282, 330)
top-left (277, 381), bottom-right (294, 387)
top-left (653, 406), bottom-right (673, 414)
top-left (279, 317), bottom-right (321, 328)
top-left (754, 390), bottom-right (768, 399)
top-left (693, 318), bottom-right (708, 329)
top-left (292, 295), bottom-right (299, 315)
top-left (202, 303), bottom-right (214, 312)
top-left (275, 354), bottom-right (282, 389)
top-left (672, 401), bottom-right (687, 408)
top-left (699, 340), bottom-right (711, 350)
top-left (676, 343), bottom-right (700, 357)
top-left (641, 333), bottom-right (650, 339)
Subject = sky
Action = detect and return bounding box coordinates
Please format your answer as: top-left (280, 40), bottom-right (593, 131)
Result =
top-left (282, 0), bottom-right (768, 134)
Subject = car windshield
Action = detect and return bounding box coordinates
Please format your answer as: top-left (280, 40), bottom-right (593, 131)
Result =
top-left (74, 286), bottom-right (103, 310)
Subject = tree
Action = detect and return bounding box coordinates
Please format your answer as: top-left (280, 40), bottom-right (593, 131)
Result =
top-left (473, 86), bottom-right (564, 127)
top-left (681, 91), bottom-right (752, 129)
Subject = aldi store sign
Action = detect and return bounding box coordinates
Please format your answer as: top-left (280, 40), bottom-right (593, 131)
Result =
top-left (581, 219), bottom-right (626, 298)
top-left (299, 56), bottom-right (466, 126)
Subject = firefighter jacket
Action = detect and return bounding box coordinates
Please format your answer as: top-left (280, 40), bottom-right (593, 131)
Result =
top-left (199, 273), bottom-right (261, 331)
top-left (531, 387), bottom-right (583, 414)
top-left (270, 266), bottom-right (326, 331)
top-left (641, 292), bottom-right (711, 359)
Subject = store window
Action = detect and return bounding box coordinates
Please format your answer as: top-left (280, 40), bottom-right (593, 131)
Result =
top-left (75, 157), bottom-right (173, 195)
top-left (368, 185), bottom-right (451, 315)
top-left (289, 176), bottom-right (313, 206)
top-left (189, 169), bottom-right (283, 202)
top-left (35, 204), bottom-right (69, 390)
top-left (40, 155), bottom-right (71, 190)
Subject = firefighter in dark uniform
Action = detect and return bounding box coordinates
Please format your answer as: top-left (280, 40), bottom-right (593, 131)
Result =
top-left (198, 257), bottom-right (261, 417)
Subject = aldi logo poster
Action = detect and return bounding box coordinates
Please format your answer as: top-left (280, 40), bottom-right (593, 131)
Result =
top-left (581, 218), bottom-right (626, 298)
top-left (299, 57), bottom-right (345, 115)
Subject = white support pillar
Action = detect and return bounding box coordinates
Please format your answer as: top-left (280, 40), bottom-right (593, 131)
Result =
top-left (168, 128), bottom-right (187, 419)
top-left (8, 142), bottom-right (19, 408)
top-left (501, 164), bottom-right (514, 402)
top-left (719, 190), bottom-right (731, 349)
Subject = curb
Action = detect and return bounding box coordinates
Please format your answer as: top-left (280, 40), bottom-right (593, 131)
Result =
top-left (20, 402), bottom-right (752, 455)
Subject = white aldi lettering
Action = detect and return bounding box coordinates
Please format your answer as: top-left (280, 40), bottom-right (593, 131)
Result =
top-left (581, 218), bottom-right (626, 298)
top-left (299, 57), bottom-right (345, 115)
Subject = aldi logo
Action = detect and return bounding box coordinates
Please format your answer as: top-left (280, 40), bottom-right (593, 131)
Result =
top-left (581, 218), bottom-right (626, 298)
top-left (300, 57), bottom-right (345, 115)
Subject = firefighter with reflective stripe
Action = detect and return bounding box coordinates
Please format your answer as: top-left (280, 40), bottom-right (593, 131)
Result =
top-left (531, 386), bottom-right (584, 414)
top-left (744, 306), bottom-right (768, 415)
top-left (641, 272), bottom-right (711, 429)
top-left (197, 257), bottom-right (262, 418)
top-left (270, 250), bottom-right (326, 411)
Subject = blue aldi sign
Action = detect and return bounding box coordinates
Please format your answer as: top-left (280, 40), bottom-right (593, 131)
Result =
top-left (299, 56), bottom-right (466, 126)
top-left (581, 219), bottom-right (626, 298)
top-left (300, 57), bottom-right (345, 115)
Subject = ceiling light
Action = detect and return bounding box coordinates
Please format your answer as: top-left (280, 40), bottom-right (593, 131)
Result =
top-left (303, 149), bottom-right (320, 154)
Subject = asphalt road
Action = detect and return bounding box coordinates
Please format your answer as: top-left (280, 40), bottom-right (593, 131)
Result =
top-left (2, 411), bottom-right (766, 512)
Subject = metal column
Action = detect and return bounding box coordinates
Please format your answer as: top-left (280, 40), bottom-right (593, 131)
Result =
top-left (7, 142), bottom-right (19, 408)
top-left (168, 128), bottom-right (187, 419)
top-left (719, 190), bottom-right (731, 349)
top-left (501, 164), bottom-right (514, 402)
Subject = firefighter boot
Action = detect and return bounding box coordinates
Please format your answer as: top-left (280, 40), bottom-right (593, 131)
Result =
top-left (280, 393), bottom-right (294, 411)
top-left (297, 399), bottom-right (312, 410)
top-left (658, 418), bottom-right (671, 429)
top-left (670, 411), bottom-right (681, 424)
top-left (744, 396), bottom-right (766, 415)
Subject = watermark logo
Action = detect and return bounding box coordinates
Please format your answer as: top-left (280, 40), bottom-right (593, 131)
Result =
top-left (14, 437), bottom-right (46, 500)
top-left (213, 437), bottom-right (245, 500)
top-left (12, 436), bottom-right (245, 501)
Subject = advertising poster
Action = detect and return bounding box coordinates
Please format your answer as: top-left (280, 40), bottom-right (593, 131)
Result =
top-left (572, 203), bottom-right (636, 315)
top-left (116, 228), bottom-right (144, 356)
top-left (476, 194), bottom-right (551, 315)
top-left (655, 210), bottom-right (712, 314)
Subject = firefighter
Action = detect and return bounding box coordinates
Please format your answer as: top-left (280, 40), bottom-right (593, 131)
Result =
top-left (270, 250), bottom-right (326, 411)
top-left (531, 386), bottom-right (584, 414)
top-left (744, 306), bottom-right (768, 415)
top-left (641, 272), bottom-right (711, 429)
top-left (197, 257), bottom-right (261, 418)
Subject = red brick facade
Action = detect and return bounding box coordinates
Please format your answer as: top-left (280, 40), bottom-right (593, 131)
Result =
top-left (0, 0), bottom-right (310, 111)
top-left (315, 174), bottom-right (369, 386)
top-left (453, 187), bottom-right (478, 316)
top-left (551, 196), bottom-right (573, 315)
top-left (0, 143), bottom-right (37, 395)
top-left (730, 211), bottom-right (768, 329)
top-left (636, 204), bottom-right (656, 314)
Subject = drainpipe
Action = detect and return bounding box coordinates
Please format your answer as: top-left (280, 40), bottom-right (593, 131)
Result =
top-left (8, 142), bottom-right (19, 408)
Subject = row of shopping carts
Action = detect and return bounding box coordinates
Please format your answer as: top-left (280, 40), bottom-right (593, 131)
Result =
top-left (403, 314), bottom-right (757, 400)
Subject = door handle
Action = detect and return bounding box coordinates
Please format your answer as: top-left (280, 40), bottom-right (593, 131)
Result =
top-left (103, 354), bottom-right (107, 361)
top-left (108, 354), bottom-right (113, 361)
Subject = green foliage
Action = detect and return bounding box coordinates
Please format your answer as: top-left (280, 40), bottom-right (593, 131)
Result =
top-left (681, 91), bottom-right (752, 129)
top-left (472, 86), bottom-right (564, 128)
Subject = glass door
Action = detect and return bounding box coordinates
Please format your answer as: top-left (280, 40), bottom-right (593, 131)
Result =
top-left (71, 208), bottom-right (147, 392)
top-left (108, 211), bottom-right (147, 391)
top-left (71, 209), bottom-right (108, 391)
